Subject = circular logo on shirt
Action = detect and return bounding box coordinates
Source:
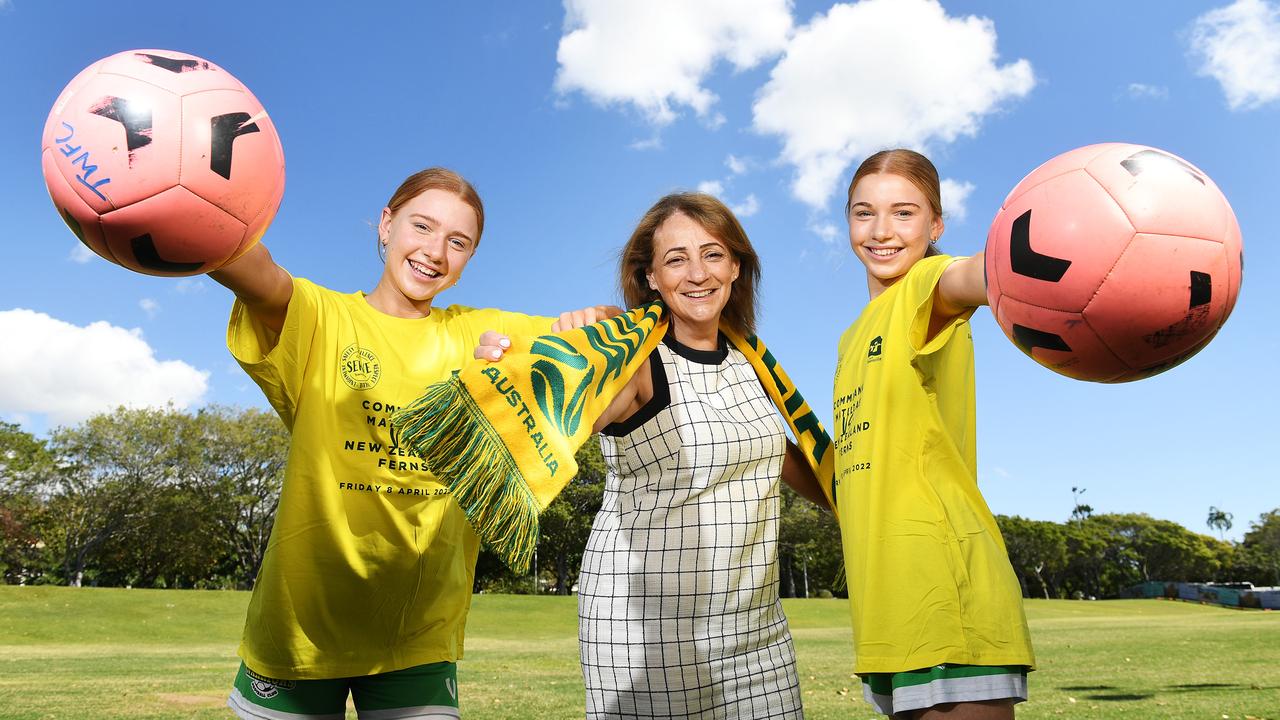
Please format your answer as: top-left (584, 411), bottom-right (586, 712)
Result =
top-left (340, 344), bottom-right (381, 390)
top-left (245, 668), bottom-right (294, 699)
top-left (250, 679), bottom-right (280, 699)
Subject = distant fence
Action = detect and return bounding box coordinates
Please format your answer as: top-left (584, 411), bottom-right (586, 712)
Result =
top-left (1125, 581), bottom-right (1280, 609)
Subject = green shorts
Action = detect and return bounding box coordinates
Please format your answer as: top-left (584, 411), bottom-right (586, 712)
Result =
top-left (861, 664), bottom-right (1028, 717)
top-left (227, 661), bottom-right (460, 719)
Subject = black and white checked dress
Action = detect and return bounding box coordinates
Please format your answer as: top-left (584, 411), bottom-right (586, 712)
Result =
top-left (578, 334), bottom-right (804, 719)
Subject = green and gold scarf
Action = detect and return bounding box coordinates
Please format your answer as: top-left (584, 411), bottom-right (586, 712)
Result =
top-left (391, 302), bottom-right (834, 572)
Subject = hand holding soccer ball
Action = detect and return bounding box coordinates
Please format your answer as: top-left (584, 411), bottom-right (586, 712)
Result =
top-left (984, 143), bottom-right (1242, 382)
top-left (41, 49), bottom-right (285, 277)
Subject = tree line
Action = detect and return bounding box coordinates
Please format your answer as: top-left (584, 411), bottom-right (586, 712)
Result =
top-left (2, 407), bottom-right (1277, 598)
top-left (997, 510), bottom-right (1280, 600)
top-left (0, 407), bottom-right (284, 589)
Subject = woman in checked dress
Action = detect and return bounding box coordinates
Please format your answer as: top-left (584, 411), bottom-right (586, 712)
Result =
top-left (577, 192), bottom-right (831, 718)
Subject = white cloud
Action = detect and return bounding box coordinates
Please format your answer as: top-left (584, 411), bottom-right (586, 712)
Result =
top-left (732, 194), bottom-right (760, 218)
top-left (0, 309), bottom-right (208, 428)
top-left (940, 178), bottom-right (976, 223)
top-left (69, 243), bottom-right (95, 264)
top-left (629, 136), bottom-right (664, 151)
top-left (555, 0), bottom-right (792, 125)
top-left (174, 278), bottom-right (208, 295)
top-left (699, 165), bottom-right (757, 217)
top-left (1126, 82), bottom-right (1169, 100)
top-left (726, 154), bottom-right (749, 175)
top-left (752, 0), bottom-right (1034, 208)
top-left (697, 180), bottom-right (725, 196)
top-left (139, 298), bottom-right (160, 319)
top-left (809, 220), bottom-right (840, 245)
top-left (1189, 0), bottom-right (1280, 110)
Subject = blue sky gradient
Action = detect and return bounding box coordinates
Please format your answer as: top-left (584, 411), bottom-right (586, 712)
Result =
top-left (0, 0), bottom-right (1273, 541)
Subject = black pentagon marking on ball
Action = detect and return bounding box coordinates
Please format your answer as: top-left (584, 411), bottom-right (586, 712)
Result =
top-left (89, 97), bottom-right (153, 152)
top-left (1009, 209), bottom-right (1071, 282)
top-left (1120, 149), bottom-right (1205, 185)
top-left (60, 208), bottom-right (87, 244)
top-left (210, 112), bottom-right (261, 180)
top-left (1190, 271), bottom-right (1212, 308)
top-left (130, 234), bottom-right (203, 273)
top-left (135, 53), bottom-right (211, 73)
top-left (1011, 324), bottom-right (1071, 356)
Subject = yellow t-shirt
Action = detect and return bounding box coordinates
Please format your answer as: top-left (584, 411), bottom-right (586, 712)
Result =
top-left (228, 277), bottom-right (552, 679)
top-left (833, 255), bottom-right (1035, 674)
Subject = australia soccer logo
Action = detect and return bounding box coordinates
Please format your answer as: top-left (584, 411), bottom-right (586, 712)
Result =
top-left (340, 344), bottom-right (381, 390)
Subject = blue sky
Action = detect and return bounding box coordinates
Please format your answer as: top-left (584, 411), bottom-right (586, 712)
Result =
top-left (0, 0), bottom-right (1274, 541)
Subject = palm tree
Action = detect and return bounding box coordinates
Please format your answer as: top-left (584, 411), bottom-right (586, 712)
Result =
top-left (1207, 506), bottom-right (1233, 540)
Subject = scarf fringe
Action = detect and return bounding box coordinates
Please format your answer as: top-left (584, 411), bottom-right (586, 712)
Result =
top-left (391, 373), bottom-right (540, 574)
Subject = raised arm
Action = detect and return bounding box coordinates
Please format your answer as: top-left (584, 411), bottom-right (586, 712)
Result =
top-left (209, 243), bottom-right (294, 336)
top-left (933, 251), bottom-right (987, 322)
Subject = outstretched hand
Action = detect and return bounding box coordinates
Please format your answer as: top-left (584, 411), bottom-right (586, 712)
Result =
top-left (475, 305), bottom-right (625, 362)
top-left (552, 304), bottom-right (624, 332)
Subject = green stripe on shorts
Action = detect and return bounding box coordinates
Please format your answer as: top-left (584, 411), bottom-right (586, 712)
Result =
top-left (863, 663), bottom-right (1024, 695)
top-left (861, 664), bottom-right (1028, 716)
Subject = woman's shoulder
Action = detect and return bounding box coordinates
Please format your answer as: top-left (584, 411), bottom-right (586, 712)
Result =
top-left (287, 277), bottom-right (363, 306)
top-left (279, 276), bottom-right (343, 315)
top-left (433, 303), bottom-right (485, 319)
top-left (913, 253), bottom-right (959, 273)
top-left (904, 253), bottom-right (962, 287)
top-left (869, 254), bottom-right (964, 312)
top-left (433, 304), bottom-right (538, 322)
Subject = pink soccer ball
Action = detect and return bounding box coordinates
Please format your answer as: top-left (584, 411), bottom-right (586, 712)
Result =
top-left (41, 49), bottom-right (285, 276)
top-left (985, 143), bottom-right (1242, 382)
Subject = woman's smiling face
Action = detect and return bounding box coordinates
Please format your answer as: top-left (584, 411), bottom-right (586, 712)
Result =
top-left (646, 212), bottom-right (739, 339)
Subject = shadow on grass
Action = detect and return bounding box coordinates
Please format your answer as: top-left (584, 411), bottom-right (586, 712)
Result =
top-left (1072, 682), bottom-right (1279, 703)
top-left (1162, 682), bottom-right (1280, 692)
top-left (1084, 693), bottom-right (1155, 701)
top-left (1058, 685), bottom-right (1117, 691)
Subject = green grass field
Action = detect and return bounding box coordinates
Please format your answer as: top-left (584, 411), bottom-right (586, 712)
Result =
top-left (0, 586), bottom-right (1276, 719)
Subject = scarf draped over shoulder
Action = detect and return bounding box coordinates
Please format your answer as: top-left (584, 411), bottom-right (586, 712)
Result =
top-left (391, 302), bottom-right (835, 572)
